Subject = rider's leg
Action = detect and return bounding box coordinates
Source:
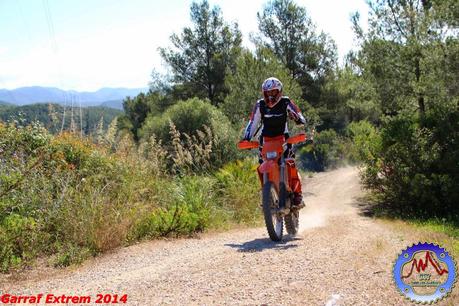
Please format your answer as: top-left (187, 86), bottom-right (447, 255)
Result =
top-left (286, 158), bottom-right (303, 205)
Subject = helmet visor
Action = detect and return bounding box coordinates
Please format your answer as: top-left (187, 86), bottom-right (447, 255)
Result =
top-left (265, 89), bottom-right (279, 97)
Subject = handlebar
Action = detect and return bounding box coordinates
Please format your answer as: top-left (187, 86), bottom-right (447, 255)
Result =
top-left (286, 133), bottom-right (306, 144)
top-left (237, 133), bottom-right (308, 150)
top-left (237, 140), bottom-right (259, 149)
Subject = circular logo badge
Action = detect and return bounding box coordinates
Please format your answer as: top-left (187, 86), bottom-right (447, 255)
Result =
top-left (393, 242), bottom-right (456, 303)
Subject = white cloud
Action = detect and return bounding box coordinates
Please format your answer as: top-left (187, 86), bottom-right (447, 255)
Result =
top-left (0, 45), bottom-right (59, 88)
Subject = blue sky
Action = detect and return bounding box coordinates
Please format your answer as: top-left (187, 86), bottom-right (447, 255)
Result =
top-left (0, 0), bottom-right (369, 91)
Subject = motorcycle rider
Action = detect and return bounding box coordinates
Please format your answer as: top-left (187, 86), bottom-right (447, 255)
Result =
top-left (243, 77), bottom-right (306, 208)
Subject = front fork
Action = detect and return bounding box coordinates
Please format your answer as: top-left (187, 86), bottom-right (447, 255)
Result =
top-left (263, 155), bottom-right (290, 211)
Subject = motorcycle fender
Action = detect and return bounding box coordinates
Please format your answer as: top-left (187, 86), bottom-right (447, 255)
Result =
top-left (258, 160), bottom-right (276, 173)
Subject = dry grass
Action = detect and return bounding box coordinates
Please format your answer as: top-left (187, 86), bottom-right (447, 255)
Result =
top-left (376, 218), bottom-right (459, 260)
top-left (0, 121), bottom-right (260, 272)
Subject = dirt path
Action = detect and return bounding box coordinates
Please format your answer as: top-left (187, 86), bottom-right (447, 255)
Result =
top-left (2, 167), bottom-right (457, 305)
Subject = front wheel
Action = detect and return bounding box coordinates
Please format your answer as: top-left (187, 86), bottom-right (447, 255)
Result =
top-left (262, 182), bottom-right (283, 241)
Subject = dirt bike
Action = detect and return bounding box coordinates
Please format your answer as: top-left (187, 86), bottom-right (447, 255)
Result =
top-left (238, 133), bottom-right (307, 241)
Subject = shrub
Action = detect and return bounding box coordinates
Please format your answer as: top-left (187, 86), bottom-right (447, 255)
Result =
top-left (131, 176), bottom-right (222, 239)
top-left (140, 98), bottom-right (240, 172)
top-left (357, 109), bottom-right (459, 220)
top-left (346, 120), bottom-right (381, 164)
top-left (0, 122), bottom-right (157, 270)
top-left (214, 158), bottom-right (261, 225)
top-left (298, 129), bottom-right (349, 171)
top-left (0, 214), bottom-right (46, 272)
top-left (0, 121), bottom-right (263, 272)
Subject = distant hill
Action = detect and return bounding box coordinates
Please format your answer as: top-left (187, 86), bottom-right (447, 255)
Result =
top-left (0, 103), bottom-right (122, 134)
top-left (100, 99), bottom-right (124, 110)
top-left (0, 86), bottom-right (147, 108)
top-left (0, 101), bottom-right (14, 112)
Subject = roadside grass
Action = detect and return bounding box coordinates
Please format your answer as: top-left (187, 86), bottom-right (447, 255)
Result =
top-left (355, 192), bottom-right (459, 260)
top-left (406, 219), bottom-right (459, 259)
top-left (377, 218), bottom-right (459, 260)
top-left (0, 123), bottom-right (263, 272)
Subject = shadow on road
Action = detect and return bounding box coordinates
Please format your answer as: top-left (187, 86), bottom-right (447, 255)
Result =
top-left (225, 236), bottom-right (301, 253)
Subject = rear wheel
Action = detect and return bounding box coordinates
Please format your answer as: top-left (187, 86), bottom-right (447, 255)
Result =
top-left (262, 182), bottom-right (283, 241)
top-left (285, 209), bottom-right (299, 236)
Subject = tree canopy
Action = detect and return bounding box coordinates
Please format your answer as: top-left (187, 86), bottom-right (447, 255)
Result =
top-left (222, 47), bottom-right (311, 126)
top-left (353, 0), bottom-right (459, 117)
top-left (159, 0), bottom-right (242, 106)
top-left (255, 0), bottom-right (337, 104)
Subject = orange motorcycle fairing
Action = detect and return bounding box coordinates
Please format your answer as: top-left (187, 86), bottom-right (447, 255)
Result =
top-left (286, 133), bottom-right (306, 144)
top-left (258, 160), bottom-right (276, 173)
top-left (257, 160), bottom-right (280, 190)
top-left (258, 135), bottom-right (285, 190)
top-left (237, 140), bottom-right (259, 149)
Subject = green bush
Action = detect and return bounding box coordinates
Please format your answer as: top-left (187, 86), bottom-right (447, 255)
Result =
top-left (0, 214), bottom-right (45, 272)
top-left (299, 129), bottom-right (350, 171)
top-left (357, 109), bottom-right (459, 220)
top-left (140, 98), bottom-right (240, 172)
top-left (132, 175), bottom-right (230, 239)
top-left (214, 158), bottom-right (261, 225)
top-left (130, 158), bottom-right (264, 239)
top-left (52, 243), bottom-right (93, 268)
top-left (0, 123), bottom-right (156, 270)
top-left (0, 122), bottom-right (263, 272)
top-left (346, 120), bottom-right (381, 164)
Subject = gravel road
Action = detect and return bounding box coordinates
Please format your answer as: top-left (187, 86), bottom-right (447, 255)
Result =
top-left (2, 167), bottom-right (457, 305)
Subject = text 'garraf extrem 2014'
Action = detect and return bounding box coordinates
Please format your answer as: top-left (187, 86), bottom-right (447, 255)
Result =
top-left (0, 293), bottom-right (128, 304)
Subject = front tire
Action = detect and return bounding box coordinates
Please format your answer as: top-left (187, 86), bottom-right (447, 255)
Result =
top-left (262, 182), bottom-right (283, 241)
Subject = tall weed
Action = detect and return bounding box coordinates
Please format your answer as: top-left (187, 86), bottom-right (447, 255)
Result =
top-left (0, 122), bottom-right (261, 272)
top-left (215, 158), bottom-right (262, 225)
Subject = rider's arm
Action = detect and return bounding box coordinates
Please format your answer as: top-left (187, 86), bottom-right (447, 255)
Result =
top-left (287, 100), bottom-right (306, 125)
top-left (243, 101), bottom-right (262, 140)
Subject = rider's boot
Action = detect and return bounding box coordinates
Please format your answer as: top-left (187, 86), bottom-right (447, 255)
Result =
top-left (293, 192), bottom-right (305, 209)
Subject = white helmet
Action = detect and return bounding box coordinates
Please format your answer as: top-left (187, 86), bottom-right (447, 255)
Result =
top-left (261, 77), bottom-right (283, 107)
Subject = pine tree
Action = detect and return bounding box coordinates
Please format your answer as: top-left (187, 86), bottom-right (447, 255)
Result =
top-left (159, 0), bottom-right (242, 106)
top-left (255, 0), bottom-right (337, 104)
